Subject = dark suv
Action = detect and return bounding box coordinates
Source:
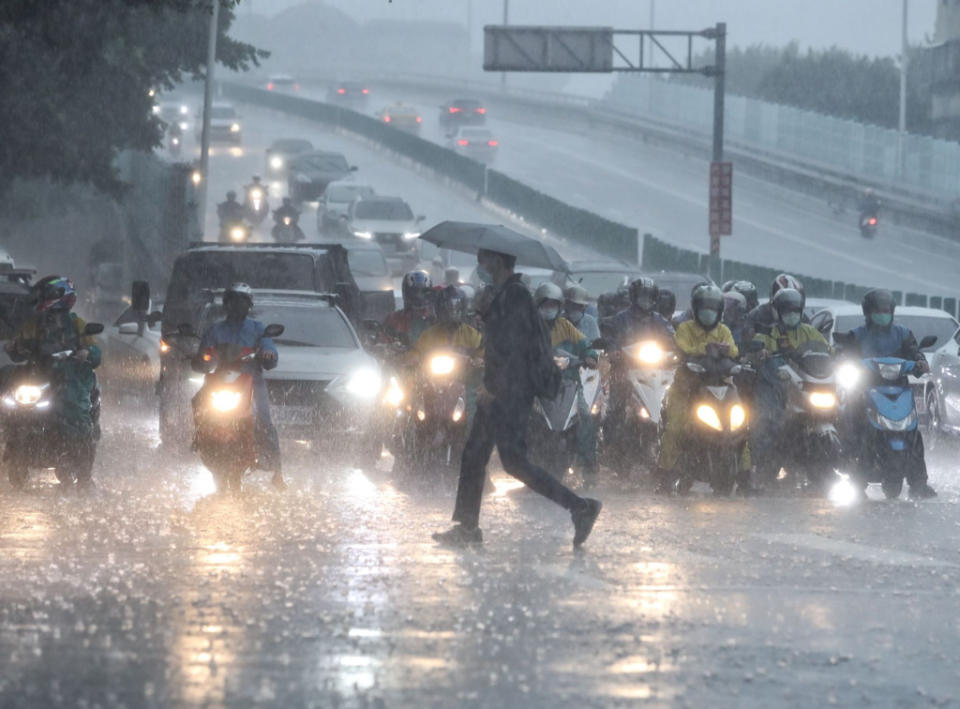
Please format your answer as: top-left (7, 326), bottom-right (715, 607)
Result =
top-left (438, 98), bottom-right (486, 136)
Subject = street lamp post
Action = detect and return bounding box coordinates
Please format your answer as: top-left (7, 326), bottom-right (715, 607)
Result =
top-left (897, 0), bottom-right (908, 179)
top-left (198, 0), bottom-right (220, 235)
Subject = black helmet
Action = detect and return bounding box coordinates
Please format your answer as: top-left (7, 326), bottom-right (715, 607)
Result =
top-left (691, 284), bottom-right (724, 330)
top-left (401, 270), bottom-right (432, 309)
top-left (629, 277), bottom-right (658, 311)
top-left (226, 190), bottom-right (237, 201)
top-left (656, 288), bottom-right (676, 319)
top-left (435, 285), bottom-right (465, 323)
top-left (771, 288), bottom-right (804, 327)
top-left (731, 280), bottom-right (759, 311)
top-left (770, 273), bottom-right (804, 300)
top-left (862, 288), bottom-right (896, 326)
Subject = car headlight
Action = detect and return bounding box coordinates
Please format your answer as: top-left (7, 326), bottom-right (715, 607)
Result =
top-left (696, 404), bottom-right (722, 431)
top-left (383, 377), bottom-right (404, 407)
top-left (353, 231), bottom-right (373, 239)
top-left (230, 123), bottom-right (240, 133)
top-left (403, 231), bottom-right (421, 240)
top-left (270, 156), bottom-right (283, 170)
top-left (180, 104), bottom-right (189, 115)
top-left (13, 384), bottom-right (46, 407)
top-left (635, 341), bottom-right (664, 366)
top-left (836, 362), bottom-right (861, 391)
top-left (808, 391), bottom-right (837, 409)
top-left (230, 226), bottom-right (246, 242)
top-left (346, 367), bottom-right (382, 399)
top-left (429, 355), bottom-right (456, 376)
top-left (210, 390), bottom-right (242, 412)
top-left (179, 121), bottom-right (188, 130)
top-left (729, 404), bottom-right (746, 430)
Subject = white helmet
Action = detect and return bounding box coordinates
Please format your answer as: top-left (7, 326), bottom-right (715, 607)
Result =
top-left (534, 282), bottom-right (564, 306)
top-left (564, 285), bottom-right (590, 306)
top-left (223, 282), bottom-right (254, 306)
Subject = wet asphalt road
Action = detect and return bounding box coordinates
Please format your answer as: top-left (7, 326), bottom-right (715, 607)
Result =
top-left (1, 397), bottom-right (960, 708)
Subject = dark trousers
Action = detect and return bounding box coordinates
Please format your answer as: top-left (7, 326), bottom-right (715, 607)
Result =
top-left (452, 394), bottom-right (584, 529)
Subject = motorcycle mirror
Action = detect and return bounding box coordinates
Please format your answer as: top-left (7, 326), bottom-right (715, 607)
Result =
top-left (832, 331), bottom-right (856, 347)
top-left (263, 323), bottom-right (285, 338)
top-left (83, 323), bottom-right (105, 336)
top-left (919, 335), bottom-right (938, 349)
top-left (350, 166), bottom-right (359, 172)
top-left (148, 311), bottom-right (163, 326)
top-left (131, 280), bottom-right (150, 315)
top-left (686, 362), bottom-right (706, 374)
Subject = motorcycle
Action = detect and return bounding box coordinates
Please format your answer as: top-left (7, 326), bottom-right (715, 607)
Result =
top-left (0, 323), bottom-right (104, 488)
top-left (529, 349), bottom-right (602, 479)
top-left (191, 323), bottom-right (284, 494)
top-left (836, 334), bottom-right (936, 499)
top-left (859, 211), bottom-right (878, 239)
top-left (673, 353), bottom-right (750, 496)
top-left (602, 339), bottom-right (675, 475)
top-left (219, 219), bottom-right (252, 244)
top-left (271, 215), bottom-right (305, 244)
top-left (756, 342), bottom-right (842, 493)
top-left (244, 184), bottom-right (269, 225)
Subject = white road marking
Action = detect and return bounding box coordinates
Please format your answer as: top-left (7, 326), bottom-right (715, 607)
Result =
top-left (761, 533), bottom-right (955, 568)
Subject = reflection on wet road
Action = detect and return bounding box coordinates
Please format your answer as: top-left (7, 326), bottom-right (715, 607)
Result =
top-left (0, 403), bottom-right (959, 707)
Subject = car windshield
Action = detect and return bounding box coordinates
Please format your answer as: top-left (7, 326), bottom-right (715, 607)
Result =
top-left (452, 99), bottom-right (481, 110)
top-left (347, 249), bottom-right (388, 277)
top-left (211, 106), bottom-right (236, 119)
top-left (295, 154), bottom-right (349, 172)
top-left (270, 139), bottom-right (312, 154)
top-left (570, 271), bottom-right (637, 299)
top-left (202, 304), bottom-right (356, 349)
top-left (835, 314), bottom-right (959, 352)
top-left (355, 200), bottom-right (413, 221)
top-left (327, 185), bottom-right (373, 203)
top-left (172, 251), bottom-right (316, 295)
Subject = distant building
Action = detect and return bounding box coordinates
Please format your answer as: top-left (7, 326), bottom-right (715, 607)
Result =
top-left (916, 0), bottom-right (960, 139)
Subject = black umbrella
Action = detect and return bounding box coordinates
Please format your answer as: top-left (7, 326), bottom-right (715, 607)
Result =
top-left (419, 221), bottom-right (568, 272)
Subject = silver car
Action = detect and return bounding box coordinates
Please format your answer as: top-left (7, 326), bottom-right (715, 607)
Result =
top-left (318, 181), bottom-right (375, 235)
top-left (343, 196), bottom-right (425, 276)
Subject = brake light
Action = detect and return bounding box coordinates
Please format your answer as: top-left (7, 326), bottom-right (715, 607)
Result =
top-left (362, 88), bottom-right (369, 94)
top-left (869, 217), bottom-right (877, 225)
top-left (384, 115), bottom-right (391, 123)
top-left (488, 140), bottom-right (498, 146)
top-left (294, 84), bottom-right (300, 91)
top-left (203, 353), bottom-right (212, 362)
top-left (416, 116), bottom-right (422, 123)
top-left (476, 107), bottom-right (486, 114)
top-left (267, 82), bottom-right (274, 90)
top-left (337, 88), bottom-right (346, 94)
top-left (457, 139), bottom-right (469, 146)
top-left (449, 107), bottom-right (461, 113)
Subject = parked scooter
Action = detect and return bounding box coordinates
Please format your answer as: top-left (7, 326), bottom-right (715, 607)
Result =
top-left (190, 322), bottom-right (284, 494)
top-left (529, 349), bottom-right (602, 478)
top-left (0, 323), bottom-right (104, 488)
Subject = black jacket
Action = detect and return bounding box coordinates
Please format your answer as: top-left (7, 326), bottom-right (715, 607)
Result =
top-left (482, 274), bottom-right (539, 402)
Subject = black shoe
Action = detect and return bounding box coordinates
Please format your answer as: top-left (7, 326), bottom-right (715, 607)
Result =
top-left (572, 498), bottom-right (602, 548)
top-left (432, 524), bottom-right (483, 546)
top-left (909, 483), bottom-right (937, 500)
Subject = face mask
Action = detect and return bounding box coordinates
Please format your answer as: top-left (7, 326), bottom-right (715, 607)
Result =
top-left (566, 307), bottom-right (584, 324)
top-left (696, 308), bottom-right (720, 328)
top-left (225, 303), bottom-right (250, 322)
top-left (539, 307), bottom-right (560, 322)
top-left (871, 312), bottom-right (893, 328)
top-left (781, 312), bottom-right (801, 328)
top-left (476, 264), bottom-right (493, 284)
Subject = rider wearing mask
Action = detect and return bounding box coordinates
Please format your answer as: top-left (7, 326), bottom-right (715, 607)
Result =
top-left (197, 283), bottom-right (285, 490)
top-left (845, 289), bottom-right (936, 499)
top-left (600, 277), bottom-right (674, 349)
top-left (216, 190), bottom-right (244, 225)
top-left (751, 288), bottom-right (831, 488)
top-left (5, 276), bottom-right (102, 486)
top-left (655, 284), bottom-right (752, 495)
top-left (747, 273), bottom-right (806, 338)
top-left (656, 288), bottom-right (677, 323)
top-left (563, 285), bottom-right (600, 341)
top-left (536, 283), bottom-right (600, 484)
top-left (383, 270), bottom-right (435, 347)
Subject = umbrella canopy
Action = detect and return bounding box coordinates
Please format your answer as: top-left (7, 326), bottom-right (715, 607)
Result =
top-left (418, 221), bottom-right (568, 272)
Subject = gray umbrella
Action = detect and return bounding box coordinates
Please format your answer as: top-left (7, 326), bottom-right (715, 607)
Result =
top-left (418, 221), bottom-right (568, 272)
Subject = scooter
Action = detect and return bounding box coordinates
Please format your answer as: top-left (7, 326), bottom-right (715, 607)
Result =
top-left (673, 353), bottom-right (750, 496)
top-left (271, 215), bottom-right (305, 244)
top-left (244, 184), bottom-right (269, 225)
top-left (219, 218), bottom-right (252, 244)
top-left (757, 342), bottom-right (842, 493)
top-left (529, 349), bottom-right (602, 478)
top-left (836, 334), bottom-right (936, 499)
top-left (0, 323), bottom-right (104, 488)
top-left (859, 211), bottom-right (878, 239)
top-left (191, 323), bottom-right (284, 494)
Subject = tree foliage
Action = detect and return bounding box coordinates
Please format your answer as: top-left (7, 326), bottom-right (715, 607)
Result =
top-left (0, 1), bottom-right (267, 196)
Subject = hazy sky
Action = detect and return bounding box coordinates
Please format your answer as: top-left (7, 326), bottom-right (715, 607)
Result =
top-left (243, 0), bottom-right (938, 58)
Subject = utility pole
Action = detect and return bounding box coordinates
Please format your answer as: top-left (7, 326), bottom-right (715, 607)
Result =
top-left (709, 22), bottom-right (727, 280)
top-left (897, 0), bottom-right (908, 179)
top-left (198, 0), bottom-right (220, 235)
top-left (500, 0), bottom-right (509, 90)
top-left (648, 0), bottom-right (656, 67)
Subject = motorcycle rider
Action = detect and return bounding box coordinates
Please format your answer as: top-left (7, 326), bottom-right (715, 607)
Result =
top-left (271, 196), bottom-right (304, 241)
top-left (4, 276), bottom-right (101, 488)
top-left (751, 288), bottom-right (831, 489)
top-left (196, 283), bottom-right (285, 490)
top-left (725, 280), bottom-right (759, 313)
top-left (843, 288), bottom-right (937, 499)
top-left (536, 283), bottom-right (599, 482)
top-left (656, 288), bottom-right (677, 323)
top-left (722, 290), bottom-right (749, 348)
top-left (746, 273), bottom-right (806, 338)
top-left (859, 188), bottom-right (881, 217)
top-left (600, 277), bottom-right (674, 348)
top-left (217, 190), bottom-right (245, 226)
top-left (655, 284), bottom-right (752, 495)
top-left (244, 175), bottom-right (269, 217)
top-left (383, 270), bottom-right (436, 347)
top-left (563, 285), bottom-right (600, 341)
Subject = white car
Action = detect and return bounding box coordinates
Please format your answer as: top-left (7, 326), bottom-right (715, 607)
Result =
top-left (266, 74), bottom-right (299, 92)
top-left (195, 101), bottom-right (242, 143)
top-left (448, 127), bottom-right (499, 162)
top-left (343, 196), bottom-right (425, 276)
top-left (318, 180), bottom-right (375, 234)
top-left (197, 291), bottom-right (382, 460)
top-left (106, 303), bottom-right (165, 393)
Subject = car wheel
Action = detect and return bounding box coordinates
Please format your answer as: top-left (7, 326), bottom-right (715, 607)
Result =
top-left (925, 388), bottom-right (943, 452)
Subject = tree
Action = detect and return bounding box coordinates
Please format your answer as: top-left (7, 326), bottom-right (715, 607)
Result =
top-left (0, 1), bottom-right (267, 196)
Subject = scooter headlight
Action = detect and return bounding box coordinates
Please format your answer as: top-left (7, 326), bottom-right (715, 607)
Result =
top-left (210, 390), bottom-right (242, 412)
top-left (429, 355), bottom-right (456, 376)
top-left (635, 341), bottom-right (664, 366)
top-left (696, 404), bottom-right (723, 431)
top-left (13, 384), bottom-right (46, 407)
top-left (346, 367), bottom-right (382, 400)
top-left (270, 156), bottom-right (283, 170)
top-left (452, 397), bottom-right (466, 422)
top-left (808, 391), bottom-right (837, 409)
top-left (230, 122), bottom-right (241, 133)
top-left (729, 404), bottom-right (746, 431)
top-left (836, 362), bottom-right (861, 391)
top-left (230, 226), bottom-right (246, 242)
top-left (383, 377), bottom-right (404, 407)
top-left (877, 362), bottom-right (903, 381)
top-left (250, 188), bottom-right (263, 201)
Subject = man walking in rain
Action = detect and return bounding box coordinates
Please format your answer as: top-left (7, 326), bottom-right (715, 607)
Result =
top-left (433, 248), bottom-right (602, 548)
